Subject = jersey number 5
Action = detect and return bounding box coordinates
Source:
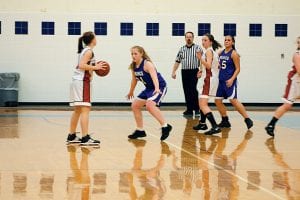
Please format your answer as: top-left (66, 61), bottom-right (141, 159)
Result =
top-left (221, 60), bottom-right (227, 69)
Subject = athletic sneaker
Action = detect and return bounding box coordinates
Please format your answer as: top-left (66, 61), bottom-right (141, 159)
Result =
top-left (204, 126), bottom-right (222, 135)
top-left (193, 123), bottom-right (208, 131)
top-left (66, 133), bottom-right (81, 144)
top-left (218, 120), bottom-right (231, 128)
top-left (80, 135), bottom-right (100, 146)
top-left (245, 118), bottom-right (254, 129)
top-left (128, 130), bottom-right (147, 139)
top-left (265, 125), bottom-right (275, 137)
top-left (183, 110), bottom-right (193, 116)
top-left (161, 124), bottom-right (172, 141)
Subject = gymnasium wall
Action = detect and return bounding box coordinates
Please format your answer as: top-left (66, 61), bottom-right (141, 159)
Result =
top-left (0, 1), bottom-right (299, 103)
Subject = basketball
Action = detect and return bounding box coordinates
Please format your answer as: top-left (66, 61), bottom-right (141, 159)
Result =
top-left (95, 61), bottom-right (110, 77)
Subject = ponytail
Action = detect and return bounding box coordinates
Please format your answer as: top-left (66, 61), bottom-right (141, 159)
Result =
top-left (77, 31), bottom-right (95, 54)
top-left (204, 33), bottom-right (222, 51)
top-left (77, 36), bottom-right (84, 53)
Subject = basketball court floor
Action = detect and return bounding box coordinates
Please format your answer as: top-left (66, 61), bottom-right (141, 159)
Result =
top-left (0, 109), bottom-right (299, 200)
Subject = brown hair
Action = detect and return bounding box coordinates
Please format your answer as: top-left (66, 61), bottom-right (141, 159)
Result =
top-left (129, 46), bottom-right (152, 70)
top-left (78, 31), bottom-right (95, 53)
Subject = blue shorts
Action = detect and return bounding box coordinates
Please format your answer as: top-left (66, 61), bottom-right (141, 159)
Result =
top-left (137, 87), bottom-right (167, 106)
top-left (216, 80), bottom-right (237, 99)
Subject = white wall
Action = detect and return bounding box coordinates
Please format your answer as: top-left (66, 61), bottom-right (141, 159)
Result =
top-left (0, 2), bottom-right (299, 103)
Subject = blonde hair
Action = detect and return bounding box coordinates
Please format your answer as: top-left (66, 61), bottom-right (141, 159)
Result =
top-left (129, 46), bottom-right (152, 70)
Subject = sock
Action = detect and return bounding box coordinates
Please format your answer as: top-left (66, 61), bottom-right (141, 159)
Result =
top-left (136, 127), bottom-right (144, 131)
top-left (206, 112), bottom-right (217, 128)
top-left (200, 110), bottom-right (206, 123)
top-left (268, 117), bottom-right (278, 126)
top-left (222, 116), bottom-right (229, 122)
top-left (162, 123), bottom-right (168, 128)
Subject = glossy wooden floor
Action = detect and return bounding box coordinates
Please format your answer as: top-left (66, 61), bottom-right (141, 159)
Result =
top-left (0, 109), bottom-right (299, 200)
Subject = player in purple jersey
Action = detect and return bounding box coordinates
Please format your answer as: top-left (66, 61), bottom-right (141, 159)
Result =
top-left (215, 35), bottom-right (253, 130)
top-left (126, 46), bottom-right (172, 141)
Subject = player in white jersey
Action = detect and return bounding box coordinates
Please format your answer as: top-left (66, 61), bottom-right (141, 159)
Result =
top-left (67, 31), bottom-right (106, 145)
top-left (265, 36), bottom-right (300, 137)
top-left (194, 33), bottom-right (222, 135)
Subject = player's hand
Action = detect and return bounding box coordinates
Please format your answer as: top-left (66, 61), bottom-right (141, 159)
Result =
top-left (171, 72), bottom-right (177, 79)
top-left (226, 78), bottom-right (234, 88)
top-left (126, 92), bottom-right (134, 100)
top-left (153, 88), bottom-right (162, 95)
top-left (197, 70), bottom-right (202, 78)
top-left (95, 62), bottom-right (108, 70)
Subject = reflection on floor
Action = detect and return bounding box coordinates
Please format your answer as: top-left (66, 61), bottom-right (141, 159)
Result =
top-left (0, 109), bottom-right (299, 200)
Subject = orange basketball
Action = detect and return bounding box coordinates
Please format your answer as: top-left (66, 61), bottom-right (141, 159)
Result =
top-left (95, 61), bottom-right (110, 77)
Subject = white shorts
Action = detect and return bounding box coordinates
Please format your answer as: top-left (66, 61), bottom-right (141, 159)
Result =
top-left (199, 76), bottom-right (219, 99)
top-left (69, 79), bottom-right (91, 107)
top-left (282, 74), bottom-right (300, 104)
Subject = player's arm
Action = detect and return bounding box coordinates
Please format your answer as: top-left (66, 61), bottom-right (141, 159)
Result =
top-left (144, 62), bottom-right (161, 94)
top-left (126, 70), bottom-right (138, 100)
top-left (226, 50), bottom-right (240, 87)
top-left (199, 50), bottom-right (213, 69)
top-left (78, 50), bottom-right (101, 71)
top-left (293, 52), bottom-right (300, 74)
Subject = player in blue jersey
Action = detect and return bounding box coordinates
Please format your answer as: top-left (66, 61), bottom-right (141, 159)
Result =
top-left (126, 46), bottom-right (172, 141)
top-left (215, 35), bottom-right (253, 130)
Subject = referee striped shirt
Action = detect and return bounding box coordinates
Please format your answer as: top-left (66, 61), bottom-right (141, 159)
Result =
top-left (175, 44), bottom-right (201, 70)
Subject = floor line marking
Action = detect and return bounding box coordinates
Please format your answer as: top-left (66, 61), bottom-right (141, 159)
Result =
top-left (147, 132), bottom-right (286, 200)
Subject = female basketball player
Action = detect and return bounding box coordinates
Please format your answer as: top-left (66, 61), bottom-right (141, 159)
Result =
top-left (194, 33), bottom-right (222, 135)
top-left (214, 35), bottom-right (253, 130)
top-left (67, 31), bottom-right (106, 145)
top-left (126, 46), bottom-right (172, 140)
top-left (265, 36), bottom-right (300, 136)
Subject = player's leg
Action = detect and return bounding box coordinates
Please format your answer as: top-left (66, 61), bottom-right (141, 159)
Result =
top-left (145, 87), bottom-right (172, 141)
top-left (131, 99), bottom-right (146, 130)
top-left (265, 103), bottom-right (292, 137)
top-left (128, 98), bottom-right (147, 139)
top-left (199, 97), bottom-right (221, 135)
top-left (193, 98), bottom-right (208, 131)
top-left (229, 99), bottom-right (253, 129)
top-left (215, 81), bottom-right (231, 128)
top-left (68, 81), bottom-right (84, 144)
top-left (80, 106), bottom-right (100, 145)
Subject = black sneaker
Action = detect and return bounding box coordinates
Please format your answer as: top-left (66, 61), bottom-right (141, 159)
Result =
top-left (218, 120), bottom-right (231, 128)
top-left (245, 118), bottom-right (254, 129)
top-left (204, 127), bottom-right (221, 135)
top-left (193, 123), bottom-right (208, 131)
top-left (194, 110), bottom-right (201, 117)
top-left (128, 130), bottom-right (147, 139)
top-left (80, 135), bottom-right (100, 146)
top-left (183, 110), bottom-right (193, 116)
top-left (161, 124), bottom-right (172, 141)
top-left (265, 125), bottom-right (275, 137)
top-left (66, 133), bottom-right (81, 144)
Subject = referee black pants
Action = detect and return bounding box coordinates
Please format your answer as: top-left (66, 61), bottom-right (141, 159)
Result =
top-left (181, 69), bottom-right (200, 112)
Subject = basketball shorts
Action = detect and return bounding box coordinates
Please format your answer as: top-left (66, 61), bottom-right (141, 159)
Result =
top-left (199, 76), bottom-right (219, 98)
top-left (282, 74), bottom-right (300, 104)
top-left (216, 79), bottom-right (238, 100)
top-left (137, 87), bottom-right (167, 106)
top-left (69, 79), bottom-right (91, 107)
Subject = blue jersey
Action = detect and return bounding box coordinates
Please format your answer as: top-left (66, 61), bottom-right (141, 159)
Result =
top-left (134, 59), bottom-right (166, 89)
top-left (219, 49), bottom-right (236, 81)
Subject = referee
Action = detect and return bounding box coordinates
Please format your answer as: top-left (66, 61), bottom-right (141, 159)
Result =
top-left (172, 31), bottom-right (201, 116)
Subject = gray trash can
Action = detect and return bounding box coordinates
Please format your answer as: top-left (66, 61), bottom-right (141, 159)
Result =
top-left (0, 73), bottom-right (20, 107)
